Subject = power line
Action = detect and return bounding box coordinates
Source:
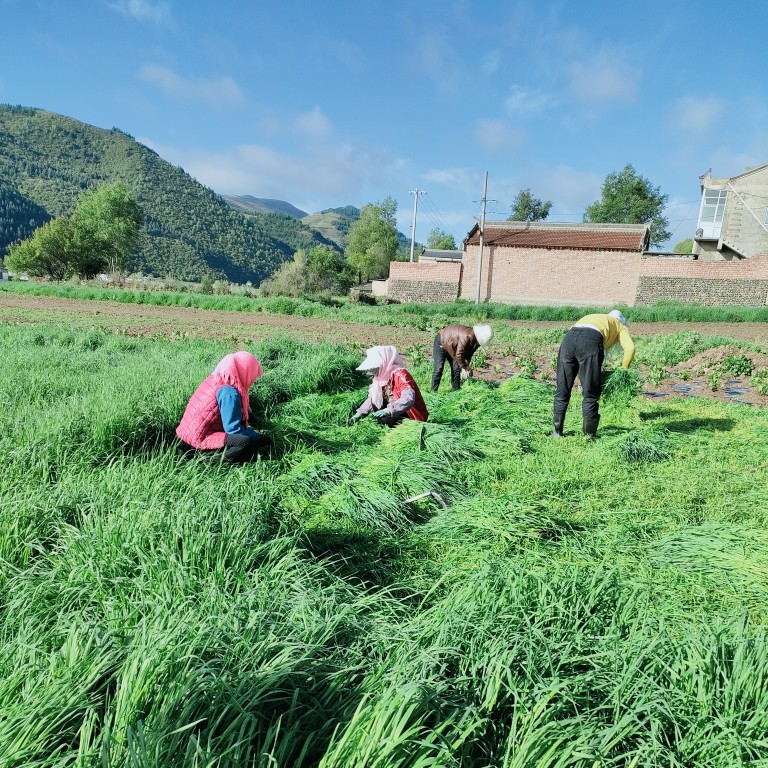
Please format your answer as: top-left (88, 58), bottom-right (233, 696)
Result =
top-left (421, 192), bottom-right (459, 238)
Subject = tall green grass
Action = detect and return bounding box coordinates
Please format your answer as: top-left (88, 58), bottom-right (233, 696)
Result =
top-left (2, 322), bottom-right (768, 766)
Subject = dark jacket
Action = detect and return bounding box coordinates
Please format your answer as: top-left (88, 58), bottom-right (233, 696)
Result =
top-left (439, 325), bottom-right (479, 370)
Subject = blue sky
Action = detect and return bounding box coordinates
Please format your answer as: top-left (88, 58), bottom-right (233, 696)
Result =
top-left (3, 0), bottom-right (768, 249)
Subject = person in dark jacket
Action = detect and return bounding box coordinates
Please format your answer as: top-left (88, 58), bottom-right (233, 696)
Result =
top-left (176, 351), bottom-right (265, 463)
top-left (431, 324), bottom-right (494, 391)
top-left (552, 310), bottom-right (635, 439)
top-left (351, 345), bottom-right (428, 427)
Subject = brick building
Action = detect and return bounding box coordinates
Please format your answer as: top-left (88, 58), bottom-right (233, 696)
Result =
top-left (378, 219), bottom-right (768, 308)
top-left (462, 221), bottom-right (649, 306)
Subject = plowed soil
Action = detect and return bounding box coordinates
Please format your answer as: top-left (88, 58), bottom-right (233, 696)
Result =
top-left (3, 292), bottom-right (768, 406)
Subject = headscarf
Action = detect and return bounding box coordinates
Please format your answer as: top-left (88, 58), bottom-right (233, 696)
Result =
top-left (212, 351), bottom-right (262, 424)
top-left (608, 309), bottom-right (628, 327)
top-left (357, 345), bottom-right (405, 409)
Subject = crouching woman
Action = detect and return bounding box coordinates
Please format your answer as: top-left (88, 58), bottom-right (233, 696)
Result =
top-left (176, 351), bottom-right (265, 463)
top-left (351, 345), bottom-right (428, 427)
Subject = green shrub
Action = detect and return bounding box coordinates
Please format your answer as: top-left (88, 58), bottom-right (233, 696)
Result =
top-left (720, 353), bottom-right (753, 376)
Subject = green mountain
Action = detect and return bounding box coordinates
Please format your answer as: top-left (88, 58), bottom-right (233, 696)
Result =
top-left (302, 206), bottom-right (412, 253)
top-left (0, 105), bottom-right (337, 283)
top-left (222, 195), bottom-right (308, 218)
top-left (301, 206), bottom-right (359, 249)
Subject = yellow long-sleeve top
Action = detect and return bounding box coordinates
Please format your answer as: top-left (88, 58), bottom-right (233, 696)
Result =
top-left (573, 314), bottom-right (635, 368)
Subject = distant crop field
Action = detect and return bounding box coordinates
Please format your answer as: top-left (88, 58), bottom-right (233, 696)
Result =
top-left (2, 311), bottom-right (768, 765)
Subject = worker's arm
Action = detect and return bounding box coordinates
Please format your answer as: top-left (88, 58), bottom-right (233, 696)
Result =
top-left (619, 328), bottom-right (635, 368)
top-left (216, 386), bottom-right (259, 438)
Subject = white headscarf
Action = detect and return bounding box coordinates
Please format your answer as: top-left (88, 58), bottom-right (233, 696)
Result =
top-left (357, 345), bottom-right (405, 409)
top-left (608, 309), bottom-right (628, 327)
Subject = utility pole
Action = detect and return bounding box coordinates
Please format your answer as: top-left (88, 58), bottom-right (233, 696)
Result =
top-left (408, 188), bottom-right (425, 262)
top-left (474, 172), bottom-right (494, 304)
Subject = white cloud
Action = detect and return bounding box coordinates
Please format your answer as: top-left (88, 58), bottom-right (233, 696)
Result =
top-left (424, 167), bottom-right (483, 190)
top-left (504, 85), bottom-right (554, 117)
top-left (707, 134), bottom-right (768, 178)
top-left (138, 64), bottom-right (244, 108)
top-left (138, 135), bottom-right (406, 215)
top-left (670, 95), bottom-right (725, 137)
top-left (474, 118), bottom-right (525, 154)
top-left (108, 0), bottom-right (170, 24)
top-left (295, 106), bottom-right (332, 139)
top-left (568, 48), bottom-right (640, 107)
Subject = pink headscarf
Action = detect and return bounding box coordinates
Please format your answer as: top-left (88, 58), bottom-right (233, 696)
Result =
top-left (357, 345), bottom-right (405, 409)
top-left (212, 351), bottom-right (262, 424)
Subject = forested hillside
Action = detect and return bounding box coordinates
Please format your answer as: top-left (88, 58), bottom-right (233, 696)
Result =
top-left (0, 106), bottom-right (337, 283)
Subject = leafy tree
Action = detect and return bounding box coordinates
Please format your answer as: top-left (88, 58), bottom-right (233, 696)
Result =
top-left (673, 238), bottom-right (693, 254)
top-left (260, 246), bottom-right (353, 297)
top-left (345, 200), bottom-right (399, 283)
top-left (378, 195), bottom-right (398, 227)
top-left (583, 164), bottom-right (671, 248)
top-left (508, 188), bottom-right (552, 222)
top-left (70, 182), bottom-right (143, 276)
top-left (426, 228), bottom-right (457, 250)
top-left (5, 217), bottom-right (78, 280)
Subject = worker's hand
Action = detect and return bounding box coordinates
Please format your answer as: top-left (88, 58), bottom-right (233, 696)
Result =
top-left (349, 412), bottom-right (363, 425)
top-left (460, 368), bottom-right (472, 381)
top-left (371, 409), bottom-right (389, 421)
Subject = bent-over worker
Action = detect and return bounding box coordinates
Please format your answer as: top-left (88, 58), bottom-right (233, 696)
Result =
top-left (351, 345), bottom-right (428, 427)
top-left (552, 309), bottom-right (635, 439)
top-left (431, 324), bottom-right (494, 391)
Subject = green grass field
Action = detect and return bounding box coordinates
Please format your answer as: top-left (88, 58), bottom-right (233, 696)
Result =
top-left (2, 320), bottom-right (768, 767)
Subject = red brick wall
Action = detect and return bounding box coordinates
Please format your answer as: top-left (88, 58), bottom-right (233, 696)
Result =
top-left (460, 245), bottom-right (641, 306)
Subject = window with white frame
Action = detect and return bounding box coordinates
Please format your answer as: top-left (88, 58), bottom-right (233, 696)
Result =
top-left (697, 189), bottom-right (728, 239)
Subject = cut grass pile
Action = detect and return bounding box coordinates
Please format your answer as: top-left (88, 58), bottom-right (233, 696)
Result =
top-left (2, 322), bottom-right (768, 766)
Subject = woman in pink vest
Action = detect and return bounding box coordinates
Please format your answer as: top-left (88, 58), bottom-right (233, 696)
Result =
top-left (350, 345), bottom-right (428, 427)
top-left (176, 351), bottom-right (264, 463)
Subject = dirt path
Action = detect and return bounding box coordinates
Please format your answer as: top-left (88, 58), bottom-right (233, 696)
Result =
top-left (3, 292), bottom-right (768, 406)
top-left (3, 293), bottom-right (768, 345)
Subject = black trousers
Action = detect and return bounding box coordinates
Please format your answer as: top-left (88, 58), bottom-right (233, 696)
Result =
top-left (179, 432), bottom-right (260, 464)
top-left (553, 327), bottom-right (604, 421)
top-left (431, 333), bottom-right (462, 391)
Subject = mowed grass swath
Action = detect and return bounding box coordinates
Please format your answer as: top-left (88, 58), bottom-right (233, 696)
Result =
top-left (2, 322), bottom-right (768, 766)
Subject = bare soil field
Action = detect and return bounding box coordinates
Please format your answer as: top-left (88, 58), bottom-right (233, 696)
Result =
top-left (3, 292), bottom-right (768, 406)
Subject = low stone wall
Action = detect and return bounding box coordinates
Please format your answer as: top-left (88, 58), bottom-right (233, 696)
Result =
top-left (387, 261), bottom-right (461, 303)
top-left (635, 254), bottom-right (768, 306)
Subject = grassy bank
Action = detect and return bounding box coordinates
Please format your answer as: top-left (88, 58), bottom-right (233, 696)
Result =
top-left (6, 279), bottom-right (768, 326)
top-left (2, 322), bottom-right (768, 766)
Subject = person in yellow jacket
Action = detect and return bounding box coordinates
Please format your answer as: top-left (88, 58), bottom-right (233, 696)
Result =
top-left (552, 309), bottom-right (635, 438)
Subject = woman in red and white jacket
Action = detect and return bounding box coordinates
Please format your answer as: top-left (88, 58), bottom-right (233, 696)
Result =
top-left (176, 351), bottom-right (264, 463)
top-left (350, 345), bottom-right (428, 427)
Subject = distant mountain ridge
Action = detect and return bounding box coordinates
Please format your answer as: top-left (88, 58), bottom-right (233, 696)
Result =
top-left (0, 106), bottom-right (338, 283)
top-left (222, 195), bottom-right (308, 218)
